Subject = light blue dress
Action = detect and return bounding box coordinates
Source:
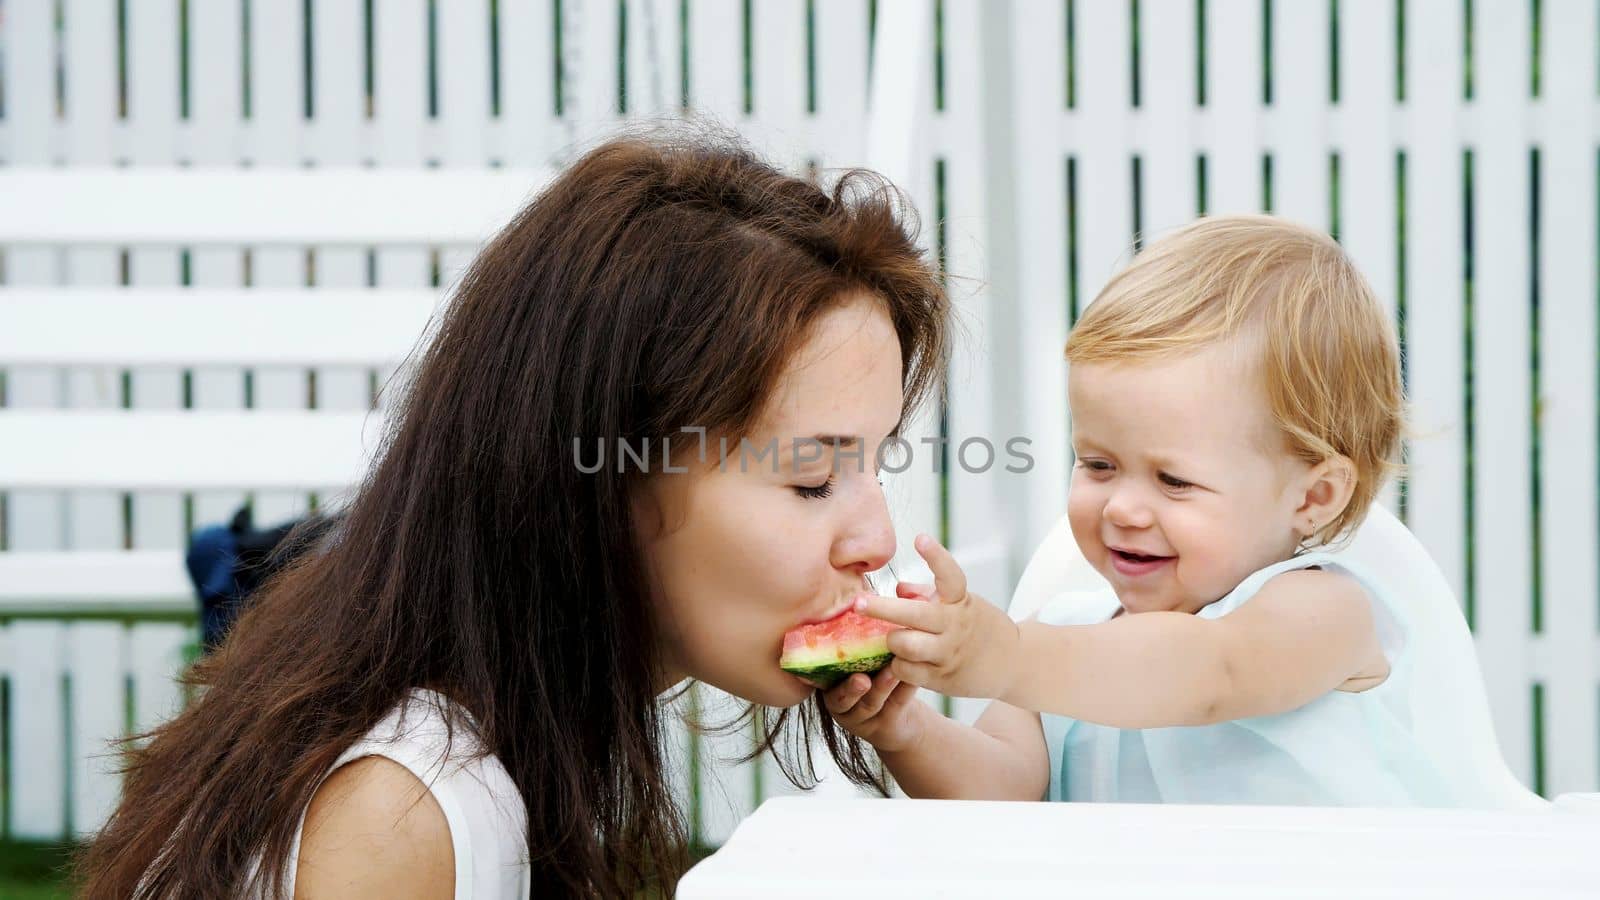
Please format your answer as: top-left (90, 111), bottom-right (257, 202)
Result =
top-left (1036, 552), bottom-right (1457, 807)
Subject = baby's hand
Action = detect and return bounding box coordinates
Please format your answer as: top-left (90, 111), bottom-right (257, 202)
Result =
top-left (822, 582), bottom-right (933, 753)
top-left (856, 534), bottom-right (1023, 700)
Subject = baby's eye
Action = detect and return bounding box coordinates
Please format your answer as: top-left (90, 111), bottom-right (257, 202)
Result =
top-left (793, 477), bottom-right (836, 500)
top-left (1158, 472), bottom-right (1193, 490)
top-left (1077, 459), bottom-right (1113, 473)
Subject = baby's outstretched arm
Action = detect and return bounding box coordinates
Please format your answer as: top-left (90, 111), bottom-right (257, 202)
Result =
top-left (1002, 568), bottom-right (1386, 727)
top-left (862, 536), bottom-right (1385, 729)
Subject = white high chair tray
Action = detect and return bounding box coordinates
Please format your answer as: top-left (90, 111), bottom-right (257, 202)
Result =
top-left (679, 796), bottom-right (1600, 898)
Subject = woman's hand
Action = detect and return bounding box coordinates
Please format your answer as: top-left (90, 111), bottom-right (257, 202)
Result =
top-left (822, 583), bottom-right (933, 754)
top-left (855, 534), bottom-right (1024, 700)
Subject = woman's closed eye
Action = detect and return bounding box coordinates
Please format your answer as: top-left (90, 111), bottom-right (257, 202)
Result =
top-left (793, 476), bottom-right (836, 499)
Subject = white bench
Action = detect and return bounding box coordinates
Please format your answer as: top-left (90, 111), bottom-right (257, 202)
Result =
top-left (0, 168), bottom-right (547, 615)
top-left (0, 167), bottom-right (547, 838)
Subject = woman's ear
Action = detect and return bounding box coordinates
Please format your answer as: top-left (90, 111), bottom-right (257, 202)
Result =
top-left (1293, 454), bottom-right (1356, 541)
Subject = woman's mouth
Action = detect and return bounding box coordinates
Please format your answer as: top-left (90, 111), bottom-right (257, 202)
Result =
top-left (798, 594), bottom-right (866, 628)
top-left (1108, 547), bottom-right (1175, 577)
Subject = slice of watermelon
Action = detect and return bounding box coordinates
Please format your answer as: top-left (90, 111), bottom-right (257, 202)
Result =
top-left (779, 608), bottom-right (902, 689)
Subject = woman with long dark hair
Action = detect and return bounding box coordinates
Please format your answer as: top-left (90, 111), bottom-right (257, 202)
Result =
top-left (74, 132), bottom-right (949, 898)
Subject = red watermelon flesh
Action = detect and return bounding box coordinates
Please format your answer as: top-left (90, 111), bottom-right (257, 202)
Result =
top-left (780, 608), bottom-right (901, 689)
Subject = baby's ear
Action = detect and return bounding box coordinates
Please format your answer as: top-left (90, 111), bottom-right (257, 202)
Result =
top-left (1293, 455), bottom-right (1356, 541)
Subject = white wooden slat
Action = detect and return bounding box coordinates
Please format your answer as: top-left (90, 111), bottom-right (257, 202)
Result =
top-left (0, 288), bottom-right (440, 367)
top-left (253, 0), bottom-right (321, 525)
top-left (432, 0), bottom-right (492, 288)
top-left (1000, 0), bottom-right (1069, 562)
top-left (1337, 0), bottom-right (1400, 514)
top-left (311, 0), bottom-right (367, 164)
top-left (1470, 0), bottom-right (1534, 789)
top-left (1203, 0), bottom-right (1263, 215)
top-left (570, 0), bottom-right (622, 146)
top-left (186, 0), bottom-right (250, 530)
top-left (499, 0), bottom-right (560, 166)
top-left (1074, 0), bottom-right (1133, 307)
top-left (942, 0), bottom-right (1007, 619)
top-left (1402, 0), bottom-right (1467, 603)
top-left (67, 622), bottom-right (125, 837)
top-left (130, 623), bottom-right (192, 737)
top-left (0, 551), bottom-right (191, 611)
top-left (63, 0), bottom-right (123, 554)
top-left (439, 0), bottom-right (493, 165)
top-left (311, 0), bottom-right (380, 416)
top-left (1268, 0), bottom-right (1328, 228)
top-left (126, 0), bottom-right (188, 554)
top-left (1, 0), bottom-right (67, 555)
top-left (1535, 0), bottom-right (1600, 799)
top-left (0, 411), bottom-right (385, 492)
top-left (749, 0), bottom-right (809, 170)
top-left (813, 0), bottom-right (870, 166)
top-left (625, 0), bottom-right (683, 119)
top-left (0, 169), bottom-right (549, 245)
top-left (688, 0), bottom-right (743, 120)
top-left (1138, 0), bottom-right (1197, 240)
top-left (376, 0), bottom-right (428, 167)
top-left (375, 0), bottom-right (436, 412)
top-left (7, 620), bottom-right (66, 838)
top-left (437, 0), bottom-right (490, 290)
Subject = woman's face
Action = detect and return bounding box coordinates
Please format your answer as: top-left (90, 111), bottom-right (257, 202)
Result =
top-left (638, 294), bottom-right (904, 706)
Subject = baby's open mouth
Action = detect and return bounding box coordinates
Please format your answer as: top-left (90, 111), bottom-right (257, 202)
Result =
top-left (1111, 548), bottom-right (1172, 563)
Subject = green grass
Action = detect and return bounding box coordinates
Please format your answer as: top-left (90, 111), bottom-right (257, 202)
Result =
top-left (0, 841), bottom-right (77, 899)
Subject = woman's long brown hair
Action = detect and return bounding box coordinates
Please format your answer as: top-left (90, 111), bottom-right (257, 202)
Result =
top-left (74, 131), bottom-right (949, 897)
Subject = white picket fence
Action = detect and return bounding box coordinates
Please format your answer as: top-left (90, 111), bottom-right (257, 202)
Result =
top-left (0, 0), bottom-right (1596, 848)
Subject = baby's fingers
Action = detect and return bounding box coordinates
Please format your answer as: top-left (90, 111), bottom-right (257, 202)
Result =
top-left (885, 627), bottom-right (940, 664)
top-left (822, 673), bottom-right (873, 716)
top-left (914, 533), bottom-right (968, 605)
top-left (855, 668), bottom-right (901, 716)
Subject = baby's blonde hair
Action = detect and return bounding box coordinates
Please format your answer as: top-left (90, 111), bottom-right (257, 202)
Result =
top-left (1065, 215), bottom-right (1403, 546)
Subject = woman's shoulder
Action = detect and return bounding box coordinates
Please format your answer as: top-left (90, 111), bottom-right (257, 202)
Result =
top-left (295, 755), bottom-right (455, 899)
top-left (285, 687), bottom-right (530, 899)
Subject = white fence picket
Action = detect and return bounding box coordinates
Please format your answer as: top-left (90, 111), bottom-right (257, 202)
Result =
top-left (63, 0), bottom-right (123, 554)
top-left (1204, 0), bottom-right (1263, 215)
top-left (126, 0), bottom-right (187, 554)
top-left (1000, 0), bottom-right (1069, 559)
top-left (1139, 0), bottom-right (1198, 240)
top-left (311, 0), bottom-right (375, 422)
top-left (1337, 0), bottom-right (1400, 514)
top-left (1401, 0), bottom-right (1467, 603)
top-left (188, 0), bottom-right (252, 530)
top-left (1535, 0), bottom-right (1600, 799)
top-left (66, 623), bottom-right (124, 837)
top-left (129, 624), bottom-right (191, 739)
top-left (1268, 0), bottom-right (1329, 229)
top-left (1469, 0), bottom-right (1535, 788)
top-left (6, 622), bottom-right (66, 838)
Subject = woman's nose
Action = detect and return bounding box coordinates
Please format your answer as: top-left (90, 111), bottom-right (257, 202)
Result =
top-left (832, 479), bottom-right (897, 575)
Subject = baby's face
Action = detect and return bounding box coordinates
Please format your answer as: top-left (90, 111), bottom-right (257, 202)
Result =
top-left (1067, 345), bottom-right (1310, 614)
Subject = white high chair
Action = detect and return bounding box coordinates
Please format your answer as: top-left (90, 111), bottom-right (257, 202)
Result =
top-left (1006, 503), bottom-right (1548, 809)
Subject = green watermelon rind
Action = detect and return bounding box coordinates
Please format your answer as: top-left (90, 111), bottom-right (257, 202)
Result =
top-left (781, 651), bottom-right (894, 689)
